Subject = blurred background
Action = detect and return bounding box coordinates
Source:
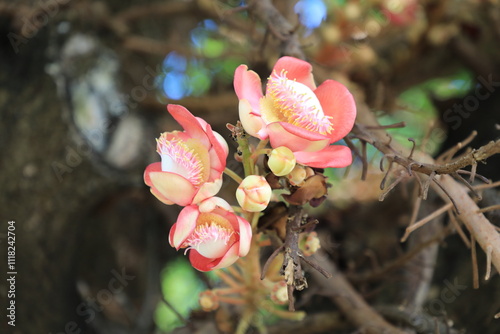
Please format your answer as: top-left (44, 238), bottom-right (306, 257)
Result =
top-left (1, 0), bottom-right (500, 333)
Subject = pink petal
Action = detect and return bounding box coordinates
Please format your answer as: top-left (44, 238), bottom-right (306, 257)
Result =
top-left (212, 242), bottom-right (240, 270)
top-left (314, 80), bottom-right (356, 143)
top-left (168, 223), bottom-right (178, 247)
top-left (144, 162), bottom-right (160, 187)
top-left (239, 99), bottom-right (266, 138)
top-left (198, 196), bottom-right (233, 213)
top-left (267, 122), bottom-right (330, 152)
top-left (273, 57), bottom-right (316, 90)
top-left (236, 216), bottom-right (252, 257)
top-left (188, 249), bottom-right (220, 272)
top-left (144, 163), bottom-right (174, 205)
top-left (191, 179), bottom-right (223, 204)
top-left (195, 115), bottom-right (209, 131)
top-left (211, 130), bottom-right (229, 162)
top-left (188, 245), bottom-right (240, 271)
top-left (167, 104), bottom-right (210, 147)
top-left (294, 145), bottom-right (353, 168)
top-left (204, 124), bottom-right (228, 173)
top-left (170, 205), bottom-right (200, 249)
top-left (234, 65), bottom-right (264, 114)
top-left (149, 187), bottom-right (174, 205)
top-left (148, 168), bottom-right (197, 206)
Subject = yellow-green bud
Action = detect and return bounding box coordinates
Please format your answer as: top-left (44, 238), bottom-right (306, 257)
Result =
top-left (268, 147), bottom-right (296, 176)
top-left (236, 175), bottom-right (272, 212)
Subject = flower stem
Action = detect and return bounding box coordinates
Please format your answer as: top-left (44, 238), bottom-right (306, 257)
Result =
top-left (224, 167), bottom-right (243, 184)
top-left (236, 132), bottom-right (255, 177)
top-left (217, 296), bottom-right (247, 305)
top-left (215, 270), bottom-right (242, 289)
top-left (250, 212), bottom-right (260, 229)
top-left (255, 139), bottom-right (270, 154)
top-left (215, 287), bottom-right (246, 295)
top-left (262, 301), bottom-right (306, 320)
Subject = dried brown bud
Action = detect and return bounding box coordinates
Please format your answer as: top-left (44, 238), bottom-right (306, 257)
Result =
top-left (283, 175), bottom-right (328, 206)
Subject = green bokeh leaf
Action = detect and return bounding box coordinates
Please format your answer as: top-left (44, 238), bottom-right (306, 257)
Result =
top-left (202, 38), bottom-right (226, 58)
top-left (154, 258), bottom-right (206, 332)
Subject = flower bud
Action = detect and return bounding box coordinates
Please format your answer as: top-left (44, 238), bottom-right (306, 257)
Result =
top-left (236, 175), bottom-right (272, 212)
top-left (268, 146), bottom-right (296, 176)
top-left (299, 231), bottom-right (321, 256)
top-left (199, 290), bottom-right (219, 311)
top-left (270, 281), bottom-right (288, 305)
top-left (287, 165), bottom-right (314, 186)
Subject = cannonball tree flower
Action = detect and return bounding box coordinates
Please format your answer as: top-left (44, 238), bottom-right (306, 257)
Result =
top-left (144, 104), bottom-right (229, 206)
top-left (234, 56), bottom-right (356, 168)
top-left (169, 197), bottom-right (252, 271)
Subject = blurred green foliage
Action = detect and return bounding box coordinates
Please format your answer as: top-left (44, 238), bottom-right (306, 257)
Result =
top-left (154, 258), bottom-right (206, 332)
top-left (326, 69), bottom-right (473, 181)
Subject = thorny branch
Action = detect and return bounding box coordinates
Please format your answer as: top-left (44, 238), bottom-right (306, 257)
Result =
top-left (353, 103), bottom-right (500, 281)
top-left (246, 0), bottom-right (305, 59)
top-left (280, 205), bottom-right (332, 311)
top-left (353, 122), bottom-right (500, 181)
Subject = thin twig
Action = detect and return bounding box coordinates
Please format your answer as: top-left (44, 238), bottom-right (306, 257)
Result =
top-left (485, 245), bottom-right (493, 281)
top-left (379, 158), bottom-right (394, 189)
top-left (473, 180), bottom-right (500, 191)
top-left (448, 209), bottom-right (471, 248)
top-left (408, 192), bottom-right (422, 230)
top-left (471, 236), bottom-right (479, 289)
top-left (361, 141), bottom-right (368, 181)
top-left (437, 131), bottom-right (477, 163)
top-left (457, 169), bottom-right (491, 184)
top-left (299, 254), bottom-right (332, 279)
top-left (379, 174), bottom-right (405, 201)
top-left (261, 244), bottom-right (284, 280)
top-left (469, 163), bottom-right (478, 183)
top-left (401, 203), bottom-right (453, 242)
top-left (477, 204), bottom-right (500, 213)
top-left (452, 172), bottom-right (481, 200)
top-left (431, 177), bottom-right (459, 213)
top-left (365, 122), bottom-right (406, 130)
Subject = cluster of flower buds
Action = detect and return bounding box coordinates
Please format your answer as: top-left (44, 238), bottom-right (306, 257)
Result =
top-left (144, 56), bottom-right (356, 272)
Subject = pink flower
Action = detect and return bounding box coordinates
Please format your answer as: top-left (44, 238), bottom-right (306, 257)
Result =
top-left (234, 56), bottom-right (356, 168)
top-left (169, 197), bottom-right (252, 271)
top-left (144, 105), bottom-right (229, 206)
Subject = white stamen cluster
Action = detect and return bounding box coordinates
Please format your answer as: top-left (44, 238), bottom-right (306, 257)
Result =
top-left (267, 70), bottom-right (333, 135)
top-left (156, 134), bottom-right (204, 186)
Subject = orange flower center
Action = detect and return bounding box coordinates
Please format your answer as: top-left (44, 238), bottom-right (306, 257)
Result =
top-left (260, 70), bottom-right (333, 135)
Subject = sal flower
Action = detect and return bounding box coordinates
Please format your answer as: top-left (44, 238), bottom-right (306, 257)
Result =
top-left (144, 104), bottom-right (229, 206)
top-left (169, 197), bottom-right (252, 271)
top-left (234, 56), bottom-right (356, 168)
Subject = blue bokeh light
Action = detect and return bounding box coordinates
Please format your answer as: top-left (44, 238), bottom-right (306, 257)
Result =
top-left (163, 51), bottom-right (187, 72)
top-left (294, 0), bottom-right (327, 31)
top-left (162, 71), bottom-right (188, 100)
top-left (191, 19), bottom-right (218, 49)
